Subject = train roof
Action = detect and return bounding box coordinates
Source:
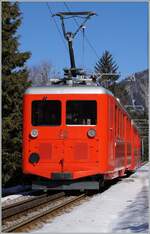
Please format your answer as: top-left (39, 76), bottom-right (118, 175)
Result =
top-left (25, 86), bottom-right (114, 96)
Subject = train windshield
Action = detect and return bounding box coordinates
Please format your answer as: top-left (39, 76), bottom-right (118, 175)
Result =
top-left (66, 100), bottom-right (97, 125)
top-left (32, 100), bottom-right (61, 126)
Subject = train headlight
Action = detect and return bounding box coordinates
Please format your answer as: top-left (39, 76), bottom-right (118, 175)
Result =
top-left (87, 129), bottom-right (96, 138)
top-left (30, 129), bottom-right (38, 138)
top-left (29, 153), bottom-right (40, 164)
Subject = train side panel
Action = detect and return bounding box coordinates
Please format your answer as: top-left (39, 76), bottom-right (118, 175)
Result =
top-left (105, 96), bottom-right (127, 179)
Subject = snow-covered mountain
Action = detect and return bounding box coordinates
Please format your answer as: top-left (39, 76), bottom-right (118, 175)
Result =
top-left (120, 69), bottom-right (149, 112)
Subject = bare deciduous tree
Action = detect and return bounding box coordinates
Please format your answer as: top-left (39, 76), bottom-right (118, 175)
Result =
top-left (28, 61), bottom-right (59, 86)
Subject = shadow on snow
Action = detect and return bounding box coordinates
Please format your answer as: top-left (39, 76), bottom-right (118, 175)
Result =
top-left (112, 184), bottom-right (149, 233)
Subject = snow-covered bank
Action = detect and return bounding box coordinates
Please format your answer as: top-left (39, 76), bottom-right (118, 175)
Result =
top-left (1, 185), bottom-right (31, 204)
top-left (32, 163), bottom-right (149, 233)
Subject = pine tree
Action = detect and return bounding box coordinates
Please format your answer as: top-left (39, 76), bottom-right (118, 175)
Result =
top-left (2, 2), bottom-right (31, 186)
top-left (95, 50), bottom-right (119, 93)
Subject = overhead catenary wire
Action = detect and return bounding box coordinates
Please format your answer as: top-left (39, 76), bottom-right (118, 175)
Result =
top-left (63, 2), bottom-right (99, 60)
top-left (45, 2), bottom-right (68, 51)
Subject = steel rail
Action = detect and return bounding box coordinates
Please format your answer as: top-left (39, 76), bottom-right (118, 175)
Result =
top-left (2, 192), bottom-right (46, 210)
top-left (2, 192), bottom-right (65, 219)
top-left (2, 194), bottom-right (85, 233)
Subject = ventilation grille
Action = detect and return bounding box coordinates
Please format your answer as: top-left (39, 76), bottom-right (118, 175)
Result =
top-left (116, 143), bottom-right (125, 158)
top-left (39, 143), bottom-right (52, 160)
top-left (74, 143), bottom-right (88, 160)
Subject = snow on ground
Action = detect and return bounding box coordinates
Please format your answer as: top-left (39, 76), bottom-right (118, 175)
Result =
top-left (33, 163), bottom-right (149, 233)
top-left (1, 194), bottom-right (23, 203)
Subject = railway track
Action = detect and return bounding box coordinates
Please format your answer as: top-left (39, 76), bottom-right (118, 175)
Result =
top-left (3, 163), bottom-right (146, 233)
top-left (2, 192), bottom-right (86, 232)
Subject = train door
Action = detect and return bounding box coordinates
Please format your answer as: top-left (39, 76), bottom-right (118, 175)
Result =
top-left (63, 96), bottom-right (100, 174)
top-left (108, 97), bottom-right (115, 169)
top-left (130, 126), bottom-right (135, 171)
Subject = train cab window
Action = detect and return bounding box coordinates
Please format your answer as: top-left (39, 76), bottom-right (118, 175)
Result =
top-left (32, 100), bottom-right (61, 126)
top-left (66, 100), bottom-right (97, 125)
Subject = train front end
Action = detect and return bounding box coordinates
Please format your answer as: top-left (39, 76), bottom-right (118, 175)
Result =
top-left (22, 86), bottom-right (110, 190)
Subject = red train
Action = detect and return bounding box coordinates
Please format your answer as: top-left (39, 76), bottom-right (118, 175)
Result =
top-left (22, 86), bottom-right (141, 190)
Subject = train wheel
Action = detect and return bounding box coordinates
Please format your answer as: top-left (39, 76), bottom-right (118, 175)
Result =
top-left (85, 189), bottom-right (98, 196)
top-left (99, 176), bottom-right (105, 192)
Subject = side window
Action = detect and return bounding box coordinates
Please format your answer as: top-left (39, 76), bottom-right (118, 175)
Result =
top-left (66, 100), bottom-right (97, 125)
top-left (119, 110), bottom-right (121, 138)
top-left (127, 118), bottom-right (130, 139)
top-left (121, 113), bottom-right (123, 138)
top-left (118, 109), bottom-right (120, 137)
top-left (122, 114), bottom-right (125, 138)
top-left (115, 106), bottom-right (117, 137)
top-left (32, 100), bottom-right (61, 126)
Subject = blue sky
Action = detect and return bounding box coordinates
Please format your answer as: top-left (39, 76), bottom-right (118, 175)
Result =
top-left (18, 2), bottom-right (148, 79)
